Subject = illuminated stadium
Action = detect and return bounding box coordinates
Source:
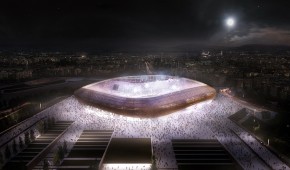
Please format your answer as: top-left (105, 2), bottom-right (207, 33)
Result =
top-left (74, 75), bottom-right (216, 117)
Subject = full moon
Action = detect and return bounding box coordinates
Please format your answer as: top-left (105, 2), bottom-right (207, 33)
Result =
top-left (226, 18), bottom-right (235, 27)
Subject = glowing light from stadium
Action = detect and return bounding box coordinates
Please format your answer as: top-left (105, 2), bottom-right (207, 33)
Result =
top-left (76, 75), bottom-right (216, 117)
top-left (102, 163), bottom-right (152, 170)
top-left (81, 75), bottom-right (206, 98)
top-left (145, 83), bottom-right (149, 88)
top-left (171, 85), bottom-right (179, 90)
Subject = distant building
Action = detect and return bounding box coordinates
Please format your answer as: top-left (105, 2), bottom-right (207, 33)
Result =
top-left (201, 51), bottom-right (210, 58)
top-left (100, 138), bottom-right (152, 170)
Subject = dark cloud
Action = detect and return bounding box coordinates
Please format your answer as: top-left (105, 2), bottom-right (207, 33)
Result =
top-left (228, 27), bottom-right (290, 45)
top-left (0, 0), bottom-right (290, 50)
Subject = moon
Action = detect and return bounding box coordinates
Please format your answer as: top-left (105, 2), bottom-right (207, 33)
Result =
top-left (226, 18), bottom-right (235, 27)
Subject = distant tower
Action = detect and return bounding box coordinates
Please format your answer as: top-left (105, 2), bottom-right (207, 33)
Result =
top-left (145, 61), bottom-right (153, 75)
top-left (201, 51), bottom-right (210, 58)
top-left (25, 59), bottom-right (29, 70)
top-left (220, 51), bottom-right (223, 56)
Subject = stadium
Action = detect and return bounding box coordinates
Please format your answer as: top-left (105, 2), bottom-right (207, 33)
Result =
top-left (74, 75), bottom-right (216, 117)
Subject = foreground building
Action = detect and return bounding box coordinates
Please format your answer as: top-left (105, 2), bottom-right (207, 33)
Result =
top-left (100, 138), bottom-right (152, 170)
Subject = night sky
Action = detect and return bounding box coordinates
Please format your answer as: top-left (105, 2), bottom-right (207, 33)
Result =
top-left (1, 0), bottom-right (290, 50)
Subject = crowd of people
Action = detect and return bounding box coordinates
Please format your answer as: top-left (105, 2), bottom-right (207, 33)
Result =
top-left (235, 127), bottom-right (289, 170)
top-left (3, 92), bottom-right (289, 170)
top-left (47, 93), bottom-right (290, 169)
top-left (203, 94), bottom-right (290, 170)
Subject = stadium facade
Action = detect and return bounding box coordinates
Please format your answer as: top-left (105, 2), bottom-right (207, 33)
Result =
top-left (75, 75), bottom-right (216, 117)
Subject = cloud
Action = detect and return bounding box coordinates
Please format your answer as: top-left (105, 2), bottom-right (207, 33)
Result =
top-left (209, 25), bottom-right (290, 46)
top-left (229, 27), bottom-right (290, 45)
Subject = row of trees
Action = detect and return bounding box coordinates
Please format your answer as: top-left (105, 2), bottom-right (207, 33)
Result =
top-left (0, 151), bottom-right (4, 168)
top-left (52, 140), bottom-right (68, 166)
top-left (0, 129), bottom-right (36, 168)
top-left (0, 104), bottom-right (39, 132)
top-left (36, 117), bottom-right (55, 135)
top-left (0, 96), bottom-right (26, 111)
top-left (42, 119), bottom-right (65, 170)
top-left (151, 155), bottom-right (157, 170)
top-left (0, 88), bottom-right (62, 132)
top-left (0, 116), bottom-right (56, 168)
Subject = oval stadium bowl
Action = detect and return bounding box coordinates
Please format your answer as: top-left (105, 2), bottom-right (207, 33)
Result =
top-left (74, 75), bottom-right (216, 118)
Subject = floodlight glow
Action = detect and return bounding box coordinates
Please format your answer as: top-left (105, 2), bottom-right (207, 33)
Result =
top-left (171, 85), bottom-right (178, 90)
top-left (102, 163), bottom-right (152, 170)
top-left (145, 83), bottom-right (149, 88)
top-left (75, 75), bottom-right (216, 117)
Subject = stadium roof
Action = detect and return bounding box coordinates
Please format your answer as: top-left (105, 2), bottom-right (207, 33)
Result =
top-left (75, 75), bottom-right (216, 117)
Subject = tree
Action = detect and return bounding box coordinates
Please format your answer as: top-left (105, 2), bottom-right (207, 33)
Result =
top-left (52, 117), bottom-right (55, 124)
top-left (24, 132), bottom-right (30, 145)
top-left (151, 155), bottom-right (158, 170)
top-left (48, 117), bottom-right (54, 127)
top-left (5, 145), bottom-right (11, 160)
top-left (43, 158), bottom-right (49, 170)
top-left (0, 151), bottom-right (4, 167)
top-left (58, 145), bottom-right (64, 160)
top-left (63, 140), bottom-right (68, 155)
top-left (53, 145), bottom-right (64, 165)
top-left (19, 136), bottom-right (24, 149)
top-left (53, 151), bottom-right (61, 166)
top-left (12, 139), bottom-right (17, 154)
top-left (37, 120), bottom-right (45, 135)
top-left (30, 129), bottom-right (35, 142)
top-left (89, 162), bottom-right (99, 170)
top-left (44, 120), bottom-right (48, 132)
